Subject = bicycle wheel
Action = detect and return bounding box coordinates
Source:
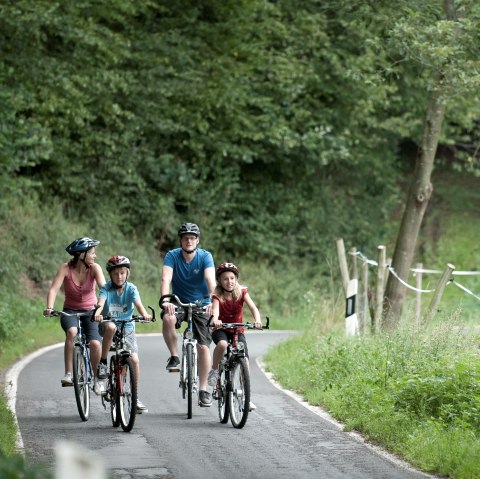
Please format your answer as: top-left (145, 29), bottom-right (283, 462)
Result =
top-left (181, 346), bottom-right (187, 400)
top-left (119, 356), bottom-right (137, 432)
top-left (229, 358), bottom-right (250, 429)
top-left (186, 343), bottom-right (194, 419)
top-left (72, 345), bottom-right (90, 421)
top-left (109, 356), bottom-right (120, 428)
top-left (217, 367), bottom-right (230, 424)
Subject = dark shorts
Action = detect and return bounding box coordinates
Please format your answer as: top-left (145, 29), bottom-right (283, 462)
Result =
top-left (212, 329), bottom-right (248, 358)
top-left (178, 310), bottom-right (212, 346)
top-left (60, 309), bottom-right (101, 342)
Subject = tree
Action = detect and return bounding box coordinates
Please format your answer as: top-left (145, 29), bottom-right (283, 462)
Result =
top-left (383, 0), bottom-right (480, 329)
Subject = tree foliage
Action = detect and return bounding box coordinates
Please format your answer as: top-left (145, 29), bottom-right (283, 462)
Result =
top-left (1, 0), bottom-right (479, 266)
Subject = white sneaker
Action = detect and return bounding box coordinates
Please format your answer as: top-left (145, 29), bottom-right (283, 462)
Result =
top-left (61, 373), bottom-right (73, 386)
top-left (136, 399), bottom-right (148, 414)
top-left (94, 380), bottom-right (105, 396)
top-left (249, 402), bottom-right (257, 411)
top-left (207, 369), bottom-right (219, 386)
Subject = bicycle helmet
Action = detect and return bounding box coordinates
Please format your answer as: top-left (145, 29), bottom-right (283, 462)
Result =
top-left (216, 262), bottom-right (239, 280)
top-left (178, 223), bottom-right (200, 237)
top-left (66, 237), bottom-right (100, 255)
top-left (106, 255), bottom-right (131, 273)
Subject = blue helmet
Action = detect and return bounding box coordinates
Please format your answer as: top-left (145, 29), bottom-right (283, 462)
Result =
top-left (66, 237), bottom-right (100, 255)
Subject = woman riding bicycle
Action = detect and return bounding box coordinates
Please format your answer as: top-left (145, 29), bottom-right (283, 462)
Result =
top-left (208, 262), bottom-right (262, 411)
top-left (44, 237), bottom-right (106, 387)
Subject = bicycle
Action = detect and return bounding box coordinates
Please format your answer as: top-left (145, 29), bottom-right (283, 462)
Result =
top-left (211, 317), bottom-right (269, 429)
top-left (100, 306), bottom-right (155, 432)
top-left (46, 309), bottom-right (96, 422)
top-left (159, 293), bottom-right (207, 419)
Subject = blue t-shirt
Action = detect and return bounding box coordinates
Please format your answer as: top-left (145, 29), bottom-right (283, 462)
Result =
top-left (163, 248), bottom-right (214, 304)
top-left (98, 281), bottom-right (140, 331)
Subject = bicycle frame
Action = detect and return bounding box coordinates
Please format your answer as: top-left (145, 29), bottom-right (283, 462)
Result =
top-left (47, 309), bottom-right (95, 422)
top-left (101, 307), bottom-right (155, 433)
top-left (160, 294), bottom-right (206, 419)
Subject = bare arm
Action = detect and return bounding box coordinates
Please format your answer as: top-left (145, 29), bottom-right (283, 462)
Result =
top-left (244, 292), bottom-right (262, 327)
top-left (94, 298), bottom-right (106, 322)
top-left (160, 265), bottom-right (175, 314)
top-left (211, 297), bottom-right (222, 328)
top-left (44, 263), bottom-right (68, 313)
top-left (91, 263), bottom-right (106, 288)
top-left (134, 298), bottom-right (152, 321)
top-left (204, 266), bottom-right (216, 295)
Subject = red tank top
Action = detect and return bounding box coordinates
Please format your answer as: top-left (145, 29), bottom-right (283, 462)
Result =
top-left (63, 265), bottom-right (98, 310)
top-left (213, 288), bottom-right (247, 332)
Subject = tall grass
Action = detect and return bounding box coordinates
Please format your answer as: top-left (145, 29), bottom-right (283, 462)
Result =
top-left (264, 316), bottom-right (480, 478)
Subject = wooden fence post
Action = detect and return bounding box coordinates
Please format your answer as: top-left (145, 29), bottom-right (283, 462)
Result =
top-left (423, 263), bottom-right (455, 325)
top-left (349, 246), bottom-right (358, 279)
top-left (360, 260), bottom-right (370, 334)
top-left (373, 245), bottom-right (386, 333)
top-left (336, 238), bottom-right (350, 295)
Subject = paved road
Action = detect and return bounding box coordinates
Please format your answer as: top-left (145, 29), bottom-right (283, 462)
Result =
top-left (14, 331), bottom-right (431, 478)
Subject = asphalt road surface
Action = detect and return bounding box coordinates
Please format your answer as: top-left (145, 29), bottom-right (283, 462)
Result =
top-left (13, 331), bottom-right (431, 479)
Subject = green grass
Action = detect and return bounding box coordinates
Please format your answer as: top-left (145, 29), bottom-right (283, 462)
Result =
top-left (264, 317), bottom-right (480, 478)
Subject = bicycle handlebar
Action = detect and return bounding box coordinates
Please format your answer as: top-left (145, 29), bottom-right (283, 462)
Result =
top-left (100, 305), bottom-right (156, 323)
top-left (159, 294), bottom-right (206, 311)
top-left (44, 309), bottom-right (95, 319)
top-left (208, 316), bottom-right (270, 330)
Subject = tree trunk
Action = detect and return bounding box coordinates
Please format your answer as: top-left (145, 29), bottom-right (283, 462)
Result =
top-left (383, 89), bottom-right (446, 330)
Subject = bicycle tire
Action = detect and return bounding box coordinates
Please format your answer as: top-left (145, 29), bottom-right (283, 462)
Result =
top-left (72, 345), bottom-right (90, 421)
top-left (119, 356), bottom-right (137, 432)
top-left (109, 356), bottom-right (120, 428)
top-left (229, 358), bottom-right (250, 429)
top-left (181, 346), bottom-right (187, 400)
top-left (186, 343), bottom-right (194, 419)
top-left (217, 366), bottom-right (229, 424)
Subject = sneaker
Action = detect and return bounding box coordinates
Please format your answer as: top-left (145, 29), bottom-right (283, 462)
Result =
top-left (166, 356), bottom-right (180, 372)
top-left (61, 373), bottom-right (73, 386)
top-left (97, 362), bottom-right (108, 380)
top-left (198, 390), bottom-right (212, 407)
top-left (136, 399), bottom-right (148, 414)
top-left (207, 369), bottom-right (219, 387)
top-left (249, 402), bottom-right (257, 412)
top-left (94, 380), bottom-right (105, 396)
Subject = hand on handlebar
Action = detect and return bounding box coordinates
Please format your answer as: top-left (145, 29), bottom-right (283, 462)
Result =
top-left (161, 301), bottom-right (176, 315)
top-left (211, 318), bottom-right (223, 328)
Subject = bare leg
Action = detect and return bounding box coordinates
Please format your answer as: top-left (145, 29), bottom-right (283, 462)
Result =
top-left (197, 344), bottom-right (211, 391)
top-left (212, 340), bottom-right (227, 370)
top-left (64, 327), bottom-right (76, 373)
top-left (89, 339), bottom-right (101, 375)
top-left (162, 314), bottom-right (178, 357)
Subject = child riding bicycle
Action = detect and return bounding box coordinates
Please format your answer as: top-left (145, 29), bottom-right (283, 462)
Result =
top-left (208, 262), bottom-right (262, 411)
top-left (93, 255), bottom-right (152, 413)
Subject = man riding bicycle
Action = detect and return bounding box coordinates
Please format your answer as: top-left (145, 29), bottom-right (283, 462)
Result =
top-left (160, 223), bottom-right (216, 407)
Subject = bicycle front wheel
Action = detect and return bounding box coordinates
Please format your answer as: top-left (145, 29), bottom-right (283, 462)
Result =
top-left (217, 367), bottom-right (229, 424)
top-left (109, 356), bottom-right (120, 428)
top-left (229, 358), bottom-right (250, 429)
top-left (72, 345), bottom-right (90, 421)
top-left (186, 343), bottom-right (194, 419)
top-left (119, 356), bottom-right (137, 432)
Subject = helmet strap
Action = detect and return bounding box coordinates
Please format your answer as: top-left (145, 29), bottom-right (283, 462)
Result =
top-left (81, 251), bottom-right (90, 269)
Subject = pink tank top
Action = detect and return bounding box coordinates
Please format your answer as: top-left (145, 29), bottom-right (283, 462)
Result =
top-left (63, 265), bottom-right (98, 310)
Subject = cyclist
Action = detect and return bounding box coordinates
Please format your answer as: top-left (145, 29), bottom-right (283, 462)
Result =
top-left (93, 255), bottom-right (152, 413)
top-left (160, 222), bottom-right (216, 407)
top-left (208, 262), bottom-right (262, 411)
top-left (44, 237), bottom-right (106, 387)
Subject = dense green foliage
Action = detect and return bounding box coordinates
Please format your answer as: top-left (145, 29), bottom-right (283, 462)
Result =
top-left (2, 0), bottom-right (479, 264)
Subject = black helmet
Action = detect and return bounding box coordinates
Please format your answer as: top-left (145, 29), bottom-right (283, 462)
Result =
top-left (66, 237), bottom-right (100, 255)
top-left (178, 223), bottom-right (200, 237)
top-left (106, 255), bottom-right (131, 273)
top-left (216, 262), bottom-right (239, 280)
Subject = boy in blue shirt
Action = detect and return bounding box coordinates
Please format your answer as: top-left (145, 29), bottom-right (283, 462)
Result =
top-left (94, 255), bottom-right (152, 413)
